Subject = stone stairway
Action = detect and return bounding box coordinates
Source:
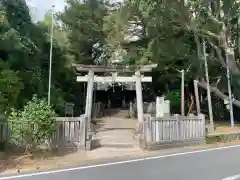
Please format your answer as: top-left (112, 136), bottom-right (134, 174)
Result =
top-left (102, 108), bottom-right (130, 118)
top-left (92, 109), bottom-right (139, 149)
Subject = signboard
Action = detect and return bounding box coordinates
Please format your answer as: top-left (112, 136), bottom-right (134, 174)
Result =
top-left (65, 103), bottom-right (74, 117)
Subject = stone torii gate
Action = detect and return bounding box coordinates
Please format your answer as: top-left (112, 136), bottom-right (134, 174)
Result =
top-left (73, 64), bottom-right (157, 133)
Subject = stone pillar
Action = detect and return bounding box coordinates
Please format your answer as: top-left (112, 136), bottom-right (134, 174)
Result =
top-left (135, 70), bottom-right (144, 123)
top-left (84, 70), bottom-right (94, 149)
top-left (156, 96), bottom-right (163, 142)
top-left (84, 82), bottom-right (89, 116)
top-left (129, 101), bottom-right (134, 117)
top-left (122, 97), bottom-right (126, 108)
top-left (107, 99), bottom-right (111, 109)
top-left (87, 70), bottom-right (94, 122)
top-left (164, 100), bottom-right (170, 116)
top-left (156, 96), bottom-right (164, 117)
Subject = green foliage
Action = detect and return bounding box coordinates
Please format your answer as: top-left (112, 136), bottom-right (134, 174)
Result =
top-left (165, 90), bottom-right (181, 113)
top-left (165, 90), bottom-right (181, 107)
top-left (231, 73), bottom-right (240, 88)
top-left (0, 0), bottom-right (79, 115)
top-left (205, 133), bottom-right (240, 144)
top-left (59, 0), bottom-right (107, 64)
top-left (205, 134), bottom-right (221, 144)
top-left (1, 0), bottom-right (240, 124)
top-left (0, 114), bottom-right (6, 122)
top-left (8, 95), bottom-right (56, 151)
top-left (0, 62), bottom-right (23, 112)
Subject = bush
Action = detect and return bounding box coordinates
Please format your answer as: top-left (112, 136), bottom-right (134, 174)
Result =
top-left (8, 95), bottom-right (56, 152)
top-left (165, 90), bottom-right (181, 113)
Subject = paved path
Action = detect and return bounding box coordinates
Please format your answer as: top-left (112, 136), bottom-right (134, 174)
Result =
top-left (93, 109), bottom-right (139, 148)
top-left (2, 145), bottom-right (240, 180)
top-left (94, 117), bottom-right (138, 148)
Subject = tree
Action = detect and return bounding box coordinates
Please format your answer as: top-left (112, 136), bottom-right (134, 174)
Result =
top-left (59, 0), bottom-right (108, 64)
top-left (0, 0), bottom-right (78, 115)
top-left (0, 62), bottom-right (23, 113)
top-left (99, 0), bottom-right (240, 127)
top-left (8, 95), bottom-right (56, 152)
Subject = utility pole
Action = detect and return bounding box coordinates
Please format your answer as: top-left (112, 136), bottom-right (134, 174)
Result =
top-left (203, 39), bottom-right (214, 133)
top-left (176, 66), bottom-right (191, 116)
top-left (48, 5), bottom-right (55, 106)
top-left (181, 69), bottom-right (185, 116)
top-left (226, 52), bottom-right (235, 128)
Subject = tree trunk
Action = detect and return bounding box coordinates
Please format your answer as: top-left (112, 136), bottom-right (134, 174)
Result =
top-left (203, 40), bottom-right (214, 132)
top-left (197, 81), bottom-right (240, 108)
top-left (221, 23), bottom-right (239, 73)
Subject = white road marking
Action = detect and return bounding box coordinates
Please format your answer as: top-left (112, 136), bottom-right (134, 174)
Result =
top-left (222, 174), bottom-right (240, 180)
top-left (0, 144), bottom-right (240, 179)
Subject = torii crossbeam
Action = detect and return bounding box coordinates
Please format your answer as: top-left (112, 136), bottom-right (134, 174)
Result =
top-left (76, 75), bottom-right (152, 82)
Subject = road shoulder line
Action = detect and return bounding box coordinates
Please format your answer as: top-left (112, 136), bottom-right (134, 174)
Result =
top-left (1, 144), bottom-right (240, 180)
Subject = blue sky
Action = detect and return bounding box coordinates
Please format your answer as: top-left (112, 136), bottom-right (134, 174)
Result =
top-left (26, 0), bottom-right (66, 20)
top-left (26, 0), bottom-right (122, 21)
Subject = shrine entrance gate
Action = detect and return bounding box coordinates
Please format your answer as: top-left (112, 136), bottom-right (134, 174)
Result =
top-left (73, 64), bottom-right (157, 150)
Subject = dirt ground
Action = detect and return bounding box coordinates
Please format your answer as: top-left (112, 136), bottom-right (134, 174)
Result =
top-left (1, 121), bottom-right (240, 176)
top-left (0, 115), bottom-right (142, 175)
top-left (1, 140), bottom-right (240, 175)
top-left (213, 122), bottom-right (240, 134)
top-left (0, 147), bottom-right (146, 175)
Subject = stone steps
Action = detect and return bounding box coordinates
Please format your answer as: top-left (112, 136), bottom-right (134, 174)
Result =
top-left (102, 109), bottom-right (130, 118)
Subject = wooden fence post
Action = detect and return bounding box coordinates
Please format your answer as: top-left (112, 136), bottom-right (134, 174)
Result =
top-left (145, 114), bottom-right (152, 143)
top-left (140, 114), bottom-right (152, 149)
top-left (174, 114), bottom-right (181, 140)
top-left (79, 115), bottom-right (86, 147)
top-left (198, 113), bottom-right (205, 137)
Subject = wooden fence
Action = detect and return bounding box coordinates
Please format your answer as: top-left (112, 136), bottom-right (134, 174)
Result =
top-left (53, 115), bottom-right (86, 149)
top-left (0, 122), bottom-right (9, 143)
top-left (0, 114), bottom-right (87, 150)
top-left (142, 114), bottom-right (205, 146)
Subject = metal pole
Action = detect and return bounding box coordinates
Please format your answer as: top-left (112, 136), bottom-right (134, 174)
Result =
top-left (226, 53), bottom-right (235, 128)
top-left (48, 5), bottom-right (55, 106)
top-left (203, 40), bottom-right (214, 133)
top-left (181, 69), bottom-right (185, 116)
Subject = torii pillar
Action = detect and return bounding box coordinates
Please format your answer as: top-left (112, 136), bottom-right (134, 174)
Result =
top-left (135, 70), bottom-right (144, 123)
top-left (85, 70), bottom-right (94, 135)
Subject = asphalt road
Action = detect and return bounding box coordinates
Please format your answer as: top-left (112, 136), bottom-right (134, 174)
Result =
top-left (1, 145), bottom-right (240, 180)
